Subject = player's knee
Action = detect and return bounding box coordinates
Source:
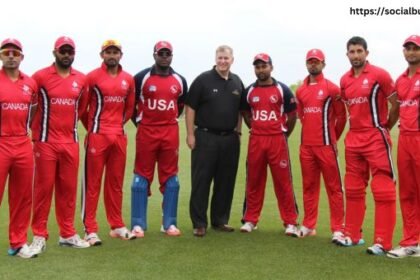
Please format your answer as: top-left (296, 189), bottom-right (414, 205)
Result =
top-left (165, 176), bottom-right (180, 192)
top-left (132, 174), bottom-right (149, 191)
top-left (371, 174), bottom-right (396, 202)
top-left (344, 174), bottom-right (365, 199)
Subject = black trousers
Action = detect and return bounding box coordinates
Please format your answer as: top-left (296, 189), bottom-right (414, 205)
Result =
top-left (189, 129), bottom-right (240, 228)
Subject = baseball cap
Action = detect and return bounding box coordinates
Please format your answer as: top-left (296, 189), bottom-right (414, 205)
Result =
top-left (54, 36), bottom-right (76, 50)
top-left (403, 35), bottom-right (420, 47)
top-left (101, 39), bottom-right (122, 51)
top-left (154, 41), bottom-right (173, 53)
top-left (253, 53), bottom-right (272, 65)
top-left (1, 38), bottom-right (23, 51)
top-left (306, 49), bottom-right (325, 61)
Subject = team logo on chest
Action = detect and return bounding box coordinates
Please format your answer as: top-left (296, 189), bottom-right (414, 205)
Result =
top-left (72, 81), bottom-right (80, 92)
top-left (22, 84), bottom-right (31, 96)
top-left (121, 80), bottom-right (128, 90)
top-left (317, 90), bottom-right (324, 100)
top-left (269, 95), bottom-right (278, 103)
top-left (362, 78), bottom-right (369, 89)
top-left (414, 80), bottom-right (420, 91)
top-left (252, 96), bottom-right (260, 103)
top-left (149, 85), bottom-right (157, 92)
top-left (170, 85), bottom-right (178, 94)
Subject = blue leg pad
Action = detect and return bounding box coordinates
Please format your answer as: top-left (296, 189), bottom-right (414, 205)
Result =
top-left (162, 176), bottom-right (180, 230)
top-left (131, 174), bottom-right (149, 230)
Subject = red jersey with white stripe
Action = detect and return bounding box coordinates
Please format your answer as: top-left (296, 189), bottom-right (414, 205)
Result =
top-left (0, 69), bottom-right (37, 136)
top-left (395, 68), bottom-right (420, 133)
top-left (84, 63), bottom-right (135, 135)
top-left (31, 64), bottom-right (87, 143)
top-left (340, 62), bottom-right (395, 131)
top-left (133, 66), bottom-right (187, 126)
top-left (296, 74), bottom-right (346, 146)
top-left (243, 79), bottom-right (296, 135)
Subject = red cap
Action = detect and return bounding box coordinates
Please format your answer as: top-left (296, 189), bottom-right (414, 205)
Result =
top-left (403, 35), bottom-right (420, 47)
top-left (101, 39), bottom-right (122, 51)
top-left (54, 36), bottom-right (76, 50)
top-left (306, 49), bottom-right (325, 61)
top-left (253, 53), bottom-right (272, 65)
top-left (1, 38), bottom-right (23, 51)
top-left (154, 41), bottom-right (173, 53)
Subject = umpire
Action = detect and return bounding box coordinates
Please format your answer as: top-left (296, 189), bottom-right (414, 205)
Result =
top-left (185, 45), bottom-right (245, 237)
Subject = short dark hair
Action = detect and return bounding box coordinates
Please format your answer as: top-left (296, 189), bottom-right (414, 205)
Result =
top-left (346, 36), bottom-right (368, 51)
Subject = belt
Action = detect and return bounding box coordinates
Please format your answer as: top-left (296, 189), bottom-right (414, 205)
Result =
top-left (197, 127), bottom-right (235, 136)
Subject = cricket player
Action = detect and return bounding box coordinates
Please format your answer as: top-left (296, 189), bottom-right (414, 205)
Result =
top-left (29, 36), bottom-right (90, 254)
top-left (240, 53), bottom-right (299, 236)
top-left (131, 41), bottom-right (188, 237)
top-left (0, 38), bottom-right (38, 258)
top-left (336, 36), bottom-right (399, 256)
top-left (387, 35), bottom-right (420, 258)
top-left (81, 39), bottom-right (136, 246)
top-left (296, 49), bottom-right (346, 242)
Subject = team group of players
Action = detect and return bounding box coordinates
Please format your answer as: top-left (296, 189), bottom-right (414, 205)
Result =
top-left (0, 34), bottom-right (418, 260)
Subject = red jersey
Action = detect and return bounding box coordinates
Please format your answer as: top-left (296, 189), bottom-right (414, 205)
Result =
top-left (0, 69), bottom-right (37, 137)
top-left (242, 79), bottom-right (297, 135)
top-left (340, 62), bottom-right (395, 131)
top-left (31, 64), bottom-right (87, 143)
top-left (83, 63), bottom-right (135, 135)
top-left (395, 68), bottom-right (420, 134)
top-left (133, 67), bottom-right (188, 126)
top-left (296, 74), bottom-right (346, 146)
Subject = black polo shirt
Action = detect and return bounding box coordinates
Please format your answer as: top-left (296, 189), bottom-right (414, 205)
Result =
top-left (185, 66), bottom-right (245, 131)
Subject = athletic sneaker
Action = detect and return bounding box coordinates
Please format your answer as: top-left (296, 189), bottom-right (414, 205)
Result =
top-left (59, 234), bottom-right (90, 248)
top-left (8, 244), bottom-right (37, 259)
top-left (367, 243), bottom-right (386, 256)
top-left (29, 236), bottom-right (46, 254)
top-left (240, 222), bottom-right (257, 233)
top-left (298, 226), bottom-right (316, 238)
top-left (84, 232), bottom-right (102, 246)
top-left (335, 236), bottom-right (365, 247)
top-left (110, 227), bottom-right (136, 240)
top-left (160, 225), bottom-right (181, 236)
top-left (132, 225), bottom-right (145, 238)
top-left (386, 245), bottom-right (420, 258)
top-left (331, 231), bottom-right (344, 244)
top-left (285, 224), bottom-right (299, 237)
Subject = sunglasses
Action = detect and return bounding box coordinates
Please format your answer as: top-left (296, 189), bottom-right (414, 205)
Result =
top-left (0, 49), bottom-right (22, 57)
top-left (57, 48), bottom-right (75, 55)
top-left (156, 50), bottom-right (172, 57)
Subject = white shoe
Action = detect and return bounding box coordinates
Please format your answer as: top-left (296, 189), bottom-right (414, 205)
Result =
top-left (132, 225), bottom-right (145, 238)
top-left (331, 231), bottom-right (344, 244)
top-left (367, 243), bottom-right (386, 256)
top-left (59, 234), bottom-right (90, 248)
top-left (387, 245), bottom-right (420, 258)
top-left (110, 227), bottom-right (136, 240)
top-left (240, 222), bottom-right (257, 233)
top-left (8, 244), bottom-right (38, 259)
top-left (160, 225), bottom-right (181, 236)
top-left (299, 226), bottom-right (316, 238)
top-left (285, 224), bottom-right (299, 237)
top-left (84, 232), bottom-right (102, 246)
top-left (30, 236), bottom-right (46, 255)
top-left (335, 235), bottom-right (365, 247)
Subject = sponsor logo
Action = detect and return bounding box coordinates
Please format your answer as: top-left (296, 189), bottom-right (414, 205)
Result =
top-left (146, 99), bottom-right (175, 111)
top-left (51, 98), bottom-right (75, 105)
top-left (149, 85), bottom-right (157, 92)
top-left (252, 110), bottom-right (278, 121)
top-left (279, 160), bottom-right (288, 168)
top-left (212, 89), bottom-right (218, 93)
top-left (269, 95), bottom-right (278, 103)
top-left (90, 148), bottom-right (96, 154)
top-left (252, 96), bottom-right (260, 103)
top-left (232, 90), bottom-right (240, 96)
top-left (121, 80), bottom-right (128, 90)
top-left (104, 96), bottom-right (126, 103)
top-left (1, 103), bottom-right (28, 110)
top-left (400, 99), bottom-right (418, 107)
top-left (170, 85), bottom-right (178, 94)
top-left (303, 107), bottom-right (322, 113)
top-left (35, 152), bottom-right (41, 158)
top-left (347, 96), bottom-right (368, 105)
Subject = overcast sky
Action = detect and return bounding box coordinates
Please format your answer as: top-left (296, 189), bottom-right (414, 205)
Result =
top-left (2, 0), bottom-right (418, 86)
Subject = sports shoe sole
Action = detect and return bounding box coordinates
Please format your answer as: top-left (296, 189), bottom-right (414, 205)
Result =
top-left (109, 231), bottom-right (136, 240)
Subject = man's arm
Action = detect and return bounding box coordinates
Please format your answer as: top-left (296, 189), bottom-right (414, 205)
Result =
top-left (285, 111), bottom-right (297, 137)
top-left (387, 93), bottom-right (399, 130)
top-left (185, 105), bottom-right (196, 150)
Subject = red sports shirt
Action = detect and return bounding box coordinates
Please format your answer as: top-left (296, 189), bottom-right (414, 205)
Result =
top-left (83, 63), bottom-right (135, 135)
top-left (0, 69), bottom-right (37, 136)
top-left (340, 62), bottom-right (395, 131)
top-left (296, 74), bottom-right (346, 146)
top-left (31, 64), bottom-right (87, 143)
top-left (243, 79), bottom-right (296, 135)
top-left (395, 68), bottom-right (420, 133)
top-left (133, 67), bottom-right (188, 126)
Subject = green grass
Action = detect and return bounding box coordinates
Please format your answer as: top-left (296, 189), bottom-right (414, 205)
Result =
top-left (0, 121), bottom-right (419, 280)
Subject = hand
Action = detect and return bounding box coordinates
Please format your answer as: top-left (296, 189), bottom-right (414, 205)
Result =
top-left (187, 134), bottom-right (196, 150)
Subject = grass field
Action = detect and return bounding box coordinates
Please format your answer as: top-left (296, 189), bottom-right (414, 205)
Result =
top-left (0, 120), bottom-right (419, 280)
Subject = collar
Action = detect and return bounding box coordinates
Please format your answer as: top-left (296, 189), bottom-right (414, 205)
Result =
top-left (212, 66), bottom-right (232, 80)
top-left (305, 73), bottom-right (325, 85)
top-left (100, 62), bottom-right (122, 74)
